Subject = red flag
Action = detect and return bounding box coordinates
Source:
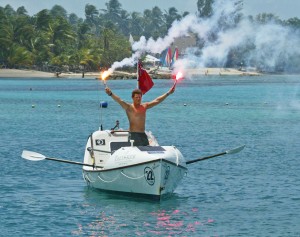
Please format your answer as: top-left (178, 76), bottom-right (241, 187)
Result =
top-left (138, 62), bottom-right (154, 94)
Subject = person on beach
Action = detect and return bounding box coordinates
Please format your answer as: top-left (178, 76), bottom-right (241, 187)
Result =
top-left (105, 86), bottom-right (175, 146)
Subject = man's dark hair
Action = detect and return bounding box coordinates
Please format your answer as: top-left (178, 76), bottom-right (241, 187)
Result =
top-left (132, 89), bottom-right (142, 98)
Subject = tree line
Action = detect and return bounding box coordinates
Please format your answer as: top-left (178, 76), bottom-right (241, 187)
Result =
top-left (0, 0), bottom-right (299, 73)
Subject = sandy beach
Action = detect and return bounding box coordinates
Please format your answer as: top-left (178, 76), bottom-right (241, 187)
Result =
top-left (0, 68), bottom-right (261, 79)
top-left (0, 69), bottom-right (57, 78)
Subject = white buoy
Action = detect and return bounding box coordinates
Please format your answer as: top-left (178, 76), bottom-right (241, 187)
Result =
top-left (31, 104), bottom-right (35, 108)
top-left (57, 104), bottom-right (61, 108)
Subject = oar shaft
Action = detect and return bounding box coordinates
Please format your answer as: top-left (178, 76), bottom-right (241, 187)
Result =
top-left (186, 145), bottom-right (245, 165)
top-left (87, 147), bottom-right (111, 154)
top-left (45, 157), bottom-right (103, 168)
top-left (186, 152), bottom-right (226, 164)
top-left (22, 150), bottom-right (103, 169)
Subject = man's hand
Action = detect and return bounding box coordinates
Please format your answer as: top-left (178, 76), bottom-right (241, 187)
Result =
top-left (168, 82), bottom-right (176, 95)
top-left (105, 87), bottom-right (112, 96)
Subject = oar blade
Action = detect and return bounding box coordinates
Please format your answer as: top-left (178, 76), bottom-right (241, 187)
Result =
top-left (226, 145), bottom-right (245, 155)
top-left (21, 150), bottom-right (46, 161)
top-left (186, 144), bottom-right (246, 165)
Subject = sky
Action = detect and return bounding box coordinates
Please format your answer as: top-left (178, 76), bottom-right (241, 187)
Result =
top-left (1, 0), bottom-right (300, 20)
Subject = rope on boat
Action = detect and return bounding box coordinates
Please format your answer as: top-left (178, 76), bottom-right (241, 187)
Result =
top-left (121, 171), bottom-right (144, 180)
top-left (96, 170), bottom-right (144, 182)
top-left (84, 173), bottom-right (96, 183)
top-left (97, 172), bottom-right (120, 183)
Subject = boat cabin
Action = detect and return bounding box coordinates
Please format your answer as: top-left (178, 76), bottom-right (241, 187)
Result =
top-left (83, 130), bottom-right (158, 169)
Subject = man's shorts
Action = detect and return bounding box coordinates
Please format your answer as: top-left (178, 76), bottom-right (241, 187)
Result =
top-left (129, 132), bottom-right (149, 146)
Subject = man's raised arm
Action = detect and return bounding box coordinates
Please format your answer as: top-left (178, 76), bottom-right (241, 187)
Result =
top-left (105, 87), bottom-right (130, 110)
top-left (146, 85), bottom-right (176, 109)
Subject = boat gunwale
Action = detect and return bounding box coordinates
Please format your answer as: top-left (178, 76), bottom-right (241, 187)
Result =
top-left (82, 158), bottom-right (187, 172)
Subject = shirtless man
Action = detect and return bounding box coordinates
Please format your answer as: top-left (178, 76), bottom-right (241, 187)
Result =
top-left (105, 85), bottom-right (175, 146)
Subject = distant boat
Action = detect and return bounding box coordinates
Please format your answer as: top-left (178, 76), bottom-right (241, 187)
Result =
top-left (171, 47), bottom-right (179, 67)
top-left (160, 47), bottom-right (172, 68)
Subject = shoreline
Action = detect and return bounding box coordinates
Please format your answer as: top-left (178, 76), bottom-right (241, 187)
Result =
top-left (0, 68), bottom-right (262, 79)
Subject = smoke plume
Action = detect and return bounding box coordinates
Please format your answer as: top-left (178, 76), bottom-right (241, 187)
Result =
top-left (107, 0), bottom-right (299, 74)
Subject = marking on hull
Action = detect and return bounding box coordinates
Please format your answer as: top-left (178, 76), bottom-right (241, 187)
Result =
top-left (144, 167), bottom-right (155, 185)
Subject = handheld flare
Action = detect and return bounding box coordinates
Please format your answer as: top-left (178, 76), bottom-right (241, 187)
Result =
top-left (172, 71), bottom-right (184, 88)
top-left (101, 70), bottom-right (110, 87)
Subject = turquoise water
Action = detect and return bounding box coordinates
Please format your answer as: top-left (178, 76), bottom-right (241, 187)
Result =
top-left (1, 76), bottom-right (300, 236)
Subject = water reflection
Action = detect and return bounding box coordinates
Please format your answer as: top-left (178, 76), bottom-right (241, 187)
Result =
top-left (71, 187), bottom-right (215, 236)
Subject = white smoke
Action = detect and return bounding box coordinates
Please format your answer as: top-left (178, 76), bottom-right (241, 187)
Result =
top-left (108, 51), bottom-right (141, 72)
top-left (105, 13), bottom-right (201, 74)
top-left (132, 14), bottom-right (198, 54)
top-left (106, 0), bottom-right (299, 74)
top-left (105, 14), bottom-right (199, 74)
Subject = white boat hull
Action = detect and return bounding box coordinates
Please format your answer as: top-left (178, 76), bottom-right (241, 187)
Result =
top-left (83, 159), bottom-right (186, 199)
top-left (82, 130), bottom-right (187, 199)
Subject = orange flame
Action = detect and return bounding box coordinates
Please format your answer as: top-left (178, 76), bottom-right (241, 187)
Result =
top-left (101, 70), bottom-right (110, 81)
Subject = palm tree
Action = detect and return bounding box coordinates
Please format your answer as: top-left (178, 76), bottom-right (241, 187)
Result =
top-left (128, 12), bottom-right (143, 38)
top-left (51, 17), bottom-right (77, 55)
top-left (143, 7), bottom-right (166, 39)
top-left (118, 10), bottom-right (130, 36)
top-left (50, 5), bottom-right (68, 19)
top-left (85, 4), bottom-right (99, 35)
top-left (0, 9), bottom-right (14, 65)
top-left (3, 4), bottom-right (16, 17)
top-left (165, 7), bottom-right (182, 30)
top-left (101, 0), bottom-right (126, 34)
top-left (16, 6), bottom-right (28, 16)
top-left (35, 9), bottom-right (52, 30)
top-left (14, 15), bottom-right (35, 49)
top-left (7, 43), bottom-right (33, 67)
top-left (255, 13), bottom-right (281, 25)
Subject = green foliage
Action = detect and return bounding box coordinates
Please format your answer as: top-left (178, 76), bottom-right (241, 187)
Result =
top-left (0, 0), bottom-right (299, 73)
top-left (7, 44), bottom-right (33, 67)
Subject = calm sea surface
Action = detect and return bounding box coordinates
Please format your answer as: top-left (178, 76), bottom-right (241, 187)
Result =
top-left (0, 75), bottom-right (299, 236)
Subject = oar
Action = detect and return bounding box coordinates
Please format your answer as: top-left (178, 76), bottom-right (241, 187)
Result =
top-left (21, 150), bottom-right (103, 168)
top-left (87, 147), bottom-right (111, 154)
top-left (186, 145), bottom-right (245, 165)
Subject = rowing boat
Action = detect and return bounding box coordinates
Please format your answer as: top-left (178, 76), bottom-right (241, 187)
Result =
top-left (82, 129), bottom-right (187, 199)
